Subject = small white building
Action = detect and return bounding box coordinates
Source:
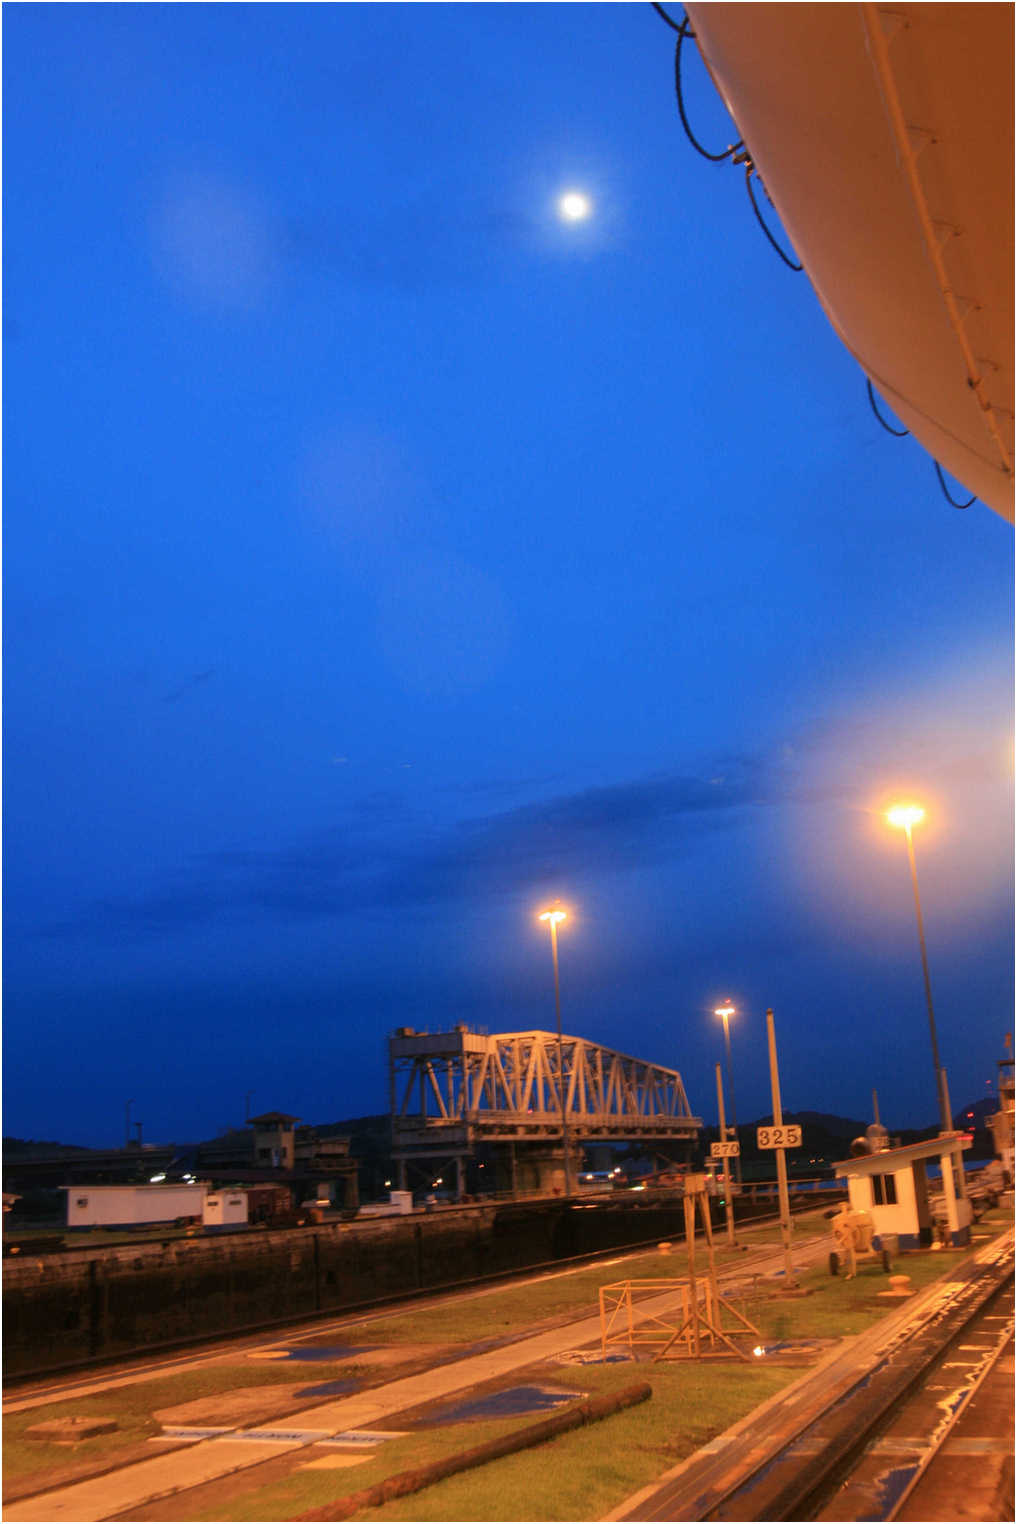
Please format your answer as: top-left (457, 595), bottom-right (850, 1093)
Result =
top-left (202, 1189), bottom-right (248, 1226)
top-left (834, 1132), bottom-right (973, 1249)
top-left (64, 1184), bottom-right (248, 1229)
top-left (358, 1190), bottom-right (415, 1218)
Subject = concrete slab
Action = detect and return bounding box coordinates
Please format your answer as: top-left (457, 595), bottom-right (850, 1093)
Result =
top-left (1, 1436), bottom-right (306, 1523)
top-left (24, 1416), bottom-right (119, 1442)
top-left (153, 1385), bottom-right (307, 1428)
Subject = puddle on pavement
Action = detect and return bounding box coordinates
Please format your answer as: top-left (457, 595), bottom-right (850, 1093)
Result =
top-left (248, 1344), bottom-right (376, 1362)
top-left (751, 1338), bottom-right (837, 1359)
top-left (417, 1384), bottom-right (584, 1426)
top-left (295, 1378), bottom-right (360, 1397)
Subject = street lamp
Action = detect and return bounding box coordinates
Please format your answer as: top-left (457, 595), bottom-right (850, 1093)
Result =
top-left (539, 908), bottom-right (572, 1197)
top-left (714, 1002), bottom-right (742, 1187)
top-left (885, 804), bottom-right (952, 1135)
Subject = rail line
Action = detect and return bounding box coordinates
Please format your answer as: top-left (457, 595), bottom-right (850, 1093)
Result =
top-left (816, 1277), bottom-right (1014, 1521)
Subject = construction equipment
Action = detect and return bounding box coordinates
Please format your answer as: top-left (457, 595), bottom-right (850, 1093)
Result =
top-left (828, 1204), bottom-right (892, 1277)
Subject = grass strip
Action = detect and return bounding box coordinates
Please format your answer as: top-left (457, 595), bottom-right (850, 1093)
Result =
top-left (343, 1217), bottom-right (832, 1349)
top-left (295, 1382), bottom-right (652, 1522)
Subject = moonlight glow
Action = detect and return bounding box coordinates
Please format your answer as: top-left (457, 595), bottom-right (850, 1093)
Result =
top-left (557, 189), bottom-right (592, 223)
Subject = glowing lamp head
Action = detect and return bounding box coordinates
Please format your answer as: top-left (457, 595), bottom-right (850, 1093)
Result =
top-left (886, 804), bottom-right (925, 831)
top-left (539, 909), bottom-right (567, 927)
top-left (714, 1002), bottom-right (735, 1021)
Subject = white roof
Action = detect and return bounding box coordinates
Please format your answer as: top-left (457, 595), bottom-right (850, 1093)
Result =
top-left (834, 1132), bottom-right (972, 1175)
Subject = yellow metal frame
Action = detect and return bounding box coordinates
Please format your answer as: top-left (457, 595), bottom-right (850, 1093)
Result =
top-left (598, 1277), bottom-right (759, 1361)
top-left (599, 1185), bottom-right (760, 1362)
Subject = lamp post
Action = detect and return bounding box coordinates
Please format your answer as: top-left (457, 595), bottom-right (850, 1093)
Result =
top-left (539, 908), bottom-right (572, 1197)
top-left (885, 805), bottom-right (952, 1136)
top-left (714, 1002), bottom-right (742, 1187)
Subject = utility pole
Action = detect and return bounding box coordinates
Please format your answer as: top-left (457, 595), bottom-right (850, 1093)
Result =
top-left (715, 1062), bottom-right (736, 1247)
top-left (766, 1008), bottom-right (796, 1286)
top-left (549, 917), bottom-right (573, 1197)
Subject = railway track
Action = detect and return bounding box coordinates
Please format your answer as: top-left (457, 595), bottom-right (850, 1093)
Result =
top-left (815, 1277), bottom-right (1014, 1521)
top-left (615, 1228), bottom-right (1014, 1521)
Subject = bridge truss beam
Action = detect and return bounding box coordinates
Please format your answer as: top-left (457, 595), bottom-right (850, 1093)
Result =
top-left (389, 1027), bottom-right (702, 1155)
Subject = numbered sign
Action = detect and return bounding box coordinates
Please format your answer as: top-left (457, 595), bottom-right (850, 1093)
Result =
top-left (710, 1140), bottom-right (740, 1158)
top-left (757, 1124), bottom-right (802, 1149)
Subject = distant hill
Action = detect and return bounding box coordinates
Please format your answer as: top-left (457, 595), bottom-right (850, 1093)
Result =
top-left (5, 1093), bottom-right (1001, 1172)
top-left (2, 1136), bottom-right (91, 1157)
top-left (780, 1111), bottom-right (871, 1140)
top-left (700, 1098), bottom-right (998, 1164)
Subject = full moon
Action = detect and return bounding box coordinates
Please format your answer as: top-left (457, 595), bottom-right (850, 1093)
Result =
top-left (557, 189), bottom-right (593, 223)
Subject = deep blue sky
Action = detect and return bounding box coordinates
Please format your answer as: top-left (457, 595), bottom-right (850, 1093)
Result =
top-left (4, 4), bottom-right (1012, 1148)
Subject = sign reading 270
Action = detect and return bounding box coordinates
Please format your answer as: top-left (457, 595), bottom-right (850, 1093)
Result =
top-left (756, 1124), bottom-right (802, 1149)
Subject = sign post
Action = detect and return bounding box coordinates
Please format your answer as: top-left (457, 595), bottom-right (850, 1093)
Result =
top-left (765, 1007), bottom-right (797, 1285)
top-left (714, 1062), bottom-right (737, 1247)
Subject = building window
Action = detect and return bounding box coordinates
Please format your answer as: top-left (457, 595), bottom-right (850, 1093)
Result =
top-left (872, 1174), bottom-right (897, 1206)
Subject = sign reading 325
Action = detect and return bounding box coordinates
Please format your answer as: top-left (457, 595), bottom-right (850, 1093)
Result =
top-left (756, 1124), bottom-right (802, 1149)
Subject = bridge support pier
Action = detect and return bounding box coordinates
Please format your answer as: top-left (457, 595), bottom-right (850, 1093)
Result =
top-left (512, 1144), bottom-right (583, 1197)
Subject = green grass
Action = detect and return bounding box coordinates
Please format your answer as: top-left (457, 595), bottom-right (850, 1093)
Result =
top-left (195, 1360), bottom-right (796, 1523)
top-left (348, 1213), bottom-right (832, 1348)
top-left (191, 1408), bottom-right (560, 1522)
top-left (741, 1246), bottom-right (970, 1342)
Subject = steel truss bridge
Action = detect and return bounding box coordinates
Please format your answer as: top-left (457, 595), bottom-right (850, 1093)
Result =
top-left (389, 1027), bottom-right (702, 1177)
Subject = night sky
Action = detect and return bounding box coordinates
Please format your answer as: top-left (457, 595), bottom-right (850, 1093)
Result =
top-left (4, 4), bottom-right (1012, 1149)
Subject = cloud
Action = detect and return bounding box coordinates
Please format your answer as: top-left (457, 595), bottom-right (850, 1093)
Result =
top-left (151, 171), bottom-right (278, 310)
top-left (41, 755), bottom-right (788, 942)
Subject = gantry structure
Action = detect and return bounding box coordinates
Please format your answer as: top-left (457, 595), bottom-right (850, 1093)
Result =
top-left (389, 1025), bottom-right (702, 1193)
